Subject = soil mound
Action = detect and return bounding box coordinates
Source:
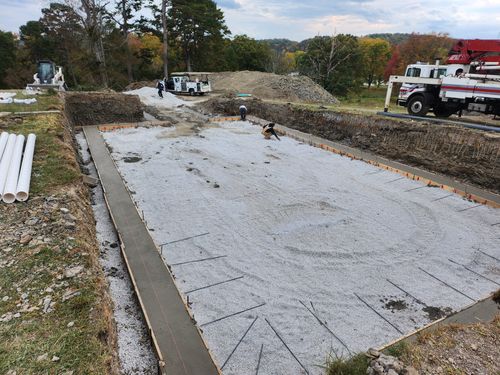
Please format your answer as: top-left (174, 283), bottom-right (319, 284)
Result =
top-left (63, 92), bottom-right (144, 126)
top-left (125, 80), bottom-right (156, 91)
top-left (210, 71), bottom-right (337, 104)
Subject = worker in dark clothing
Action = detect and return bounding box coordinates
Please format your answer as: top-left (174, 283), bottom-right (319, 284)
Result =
top-left (262, 123), bottom-right (280, 140)
top-left (157, 80), bottom-right (164, 98)
top-left (239, 104), bottom-right (247, 120)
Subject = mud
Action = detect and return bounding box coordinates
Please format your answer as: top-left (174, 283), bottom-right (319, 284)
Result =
top-left (123, 156), bottom-right (142, 163)
top-left (200, 98), bottom-right (500, 194)
top-left (384, 300), bottom-right (408, 312)
top-left (423, 306), bottom-right (453, 321)
top-left (63, 92), bottom-right (144, 126)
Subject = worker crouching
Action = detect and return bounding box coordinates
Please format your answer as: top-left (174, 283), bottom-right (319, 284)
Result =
top-left (262, 123), bottom-right (280, 140)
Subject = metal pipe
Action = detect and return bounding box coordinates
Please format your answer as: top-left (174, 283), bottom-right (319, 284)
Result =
top-left (16, 133), bottom-right (36, 202)
top-left (0, 134), bottom-right (17, 200)
top-left (3, 135), bottom-right (25, 203)
top-left (0, 132), bottom-right (9, 162)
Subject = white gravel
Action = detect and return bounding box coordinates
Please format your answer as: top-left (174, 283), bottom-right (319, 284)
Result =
top-left (102, 120), bottom-right (500, 375)
top-left (76, 132), bottom-right (157, 374)
top-left (124, 87), bottom-right (189, 108)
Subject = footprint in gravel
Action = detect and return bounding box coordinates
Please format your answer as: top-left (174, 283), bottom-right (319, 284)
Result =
top-left (123, 156), bottom-right (142, 163)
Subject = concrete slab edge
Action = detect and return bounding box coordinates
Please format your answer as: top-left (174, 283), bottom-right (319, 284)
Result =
top-left (83, 127), bottom-right (222, 375)
top-left (247, 116), bottom-right (500, 209)
top-left (378, 294), bottom-right (499, 351)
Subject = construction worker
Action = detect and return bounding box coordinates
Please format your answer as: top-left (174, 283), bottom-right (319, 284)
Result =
top-left (239, 104), bottom-right (247, 120)
top-left (157, 80), bottom-right (164, 98)
top-left (262, 123), bottom-right (280, 140)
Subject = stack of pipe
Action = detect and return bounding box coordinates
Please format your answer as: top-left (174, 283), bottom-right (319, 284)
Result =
top-left (0, 131), bottom-right (37, 204)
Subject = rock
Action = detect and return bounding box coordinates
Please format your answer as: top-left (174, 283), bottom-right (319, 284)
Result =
top-left (5, 370), bottom-right (17, 375)
top-left (66, 214), bottom-right (77, 221)
top-left (36, 353), bottom-right (48, 361)
top-left (367, 348), bottom-right (381, 358)
top-left (470, 343), bottom-right (478, 351)
top-left (67, 321), bottom-right (75, 328)
top-left (82, 174), bottom-right (98, 187)
top-left (13, 312), bottom-right (20, 318)
top-left (64, 265), bottom-right (84, 278)
top-left (387, 370), bottom-right (398, 375)
top-left (60, 208), bottom-right (70, 214)
top-left (213, 183), bottom-right (220, 188)
top-left (2, 295), bottom-right (9, 302)
top-left (372, 362), bottom-right (384, 374)
top-left (403, 367), bottom-right (419, 375)
top-left (62, 289), bottom-right (81, 302)
top-left (43, 296), bottom-right (52, 313)
top-left (110, 242), bottom-right (118, 248)
top-left (20, 234), bottom-right (32, 245)
top-left (61, 371), bottom-right (74, 375)
top-left (51, 356), bottom-right (60, 362)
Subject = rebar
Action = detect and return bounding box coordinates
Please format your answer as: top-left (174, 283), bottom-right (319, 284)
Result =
top-left (185, 276), bottom-right (244, 294)
top-left (354, 293), bottom-right (404, 334)
top-left (200, 303), bottom-right (266, 327)
top-left (418, 267), bottom-right (475, 302)
top-left (170, 255), bottom-right (227, 267)
top-left (221, 317), bottom-right (258, 370)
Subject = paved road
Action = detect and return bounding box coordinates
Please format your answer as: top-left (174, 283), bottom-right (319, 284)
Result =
top-left (83, 126), bottom-right (220, 375)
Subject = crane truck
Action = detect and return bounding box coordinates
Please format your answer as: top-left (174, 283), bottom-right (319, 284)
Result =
top-left (384, 39), bottom-right (500, 118)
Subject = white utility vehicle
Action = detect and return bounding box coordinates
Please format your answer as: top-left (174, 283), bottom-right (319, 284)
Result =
top-left (165, 72), bottom-right (212, 96)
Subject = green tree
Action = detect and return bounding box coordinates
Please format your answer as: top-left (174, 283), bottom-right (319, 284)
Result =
top-left (298, 34), bottom-right (363, 96)
top-left (0, 31), bottom-right (16, 88)
top-left (225, 35), bottom-right (272, 71)
top-left (359, 37), bottom-right (391, 87)
top-left (169, 0), bottom-right (228, 71)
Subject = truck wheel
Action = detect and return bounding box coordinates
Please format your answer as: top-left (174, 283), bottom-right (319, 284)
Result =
top-left (189, 89), bottom-right (195, 96)
top-left (433, 105), bottom-right (455, 118)
top-left (407, 95), bottom-right (429, 116)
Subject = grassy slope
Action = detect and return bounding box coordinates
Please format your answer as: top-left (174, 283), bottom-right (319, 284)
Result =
top-left (0, 110), bottom-right (114, 373)
top-left (0, 90), bottom-right (61, 113)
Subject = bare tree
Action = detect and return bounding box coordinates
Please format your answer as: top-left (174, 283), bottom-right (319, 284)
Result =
top-left (68, 0), bottom-right (109, 87)
top-left (161, 0), bottom-right (169, 78)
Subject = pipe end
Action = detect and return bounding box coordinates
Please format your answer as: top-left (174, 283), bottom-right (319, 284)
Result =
top-left (16, 192), bottom-right (28, 202)
top-left (2, 193), bottom-right (16, 204)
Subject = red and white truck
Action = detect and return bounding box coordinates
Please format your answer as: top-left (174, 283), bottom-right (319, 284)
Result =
top-left (384, 39), bottom-right (500, 117)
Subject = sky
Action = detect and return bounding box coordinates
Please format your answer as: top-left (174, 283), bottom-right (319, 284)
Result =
top-left (1, 0), bottom-right (500, 41)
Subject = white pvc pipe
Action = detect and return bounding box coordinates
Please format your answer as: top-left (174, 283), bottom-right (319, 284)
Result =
top-left (16, 134), bottom-right (36, 202)
top-left (2, 134), bottom-right (25, 203)
top-left (0, 134), bottom-right (17, 200)
top-left (0, 132), bottom-right (8, 162)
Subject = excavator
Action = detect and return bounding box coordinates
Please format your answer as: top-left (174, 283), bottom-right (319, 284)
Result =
top-left (26, 60), bottom-right (67, 91)
top-left (384, 39), bottom-right (500, 117)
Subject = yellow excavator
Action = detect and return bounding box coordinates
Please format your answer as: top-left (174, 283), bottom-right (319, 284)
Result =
top-left (26, 60), bottom-right (67, 91)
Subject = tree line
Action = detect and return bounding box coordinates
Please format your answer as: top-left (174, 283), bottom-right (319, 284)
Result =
top-left (0, 0), bottom-right (454, 96)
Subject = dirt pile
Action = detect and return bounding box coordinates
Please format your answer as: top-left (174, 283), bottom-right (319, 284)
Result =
top-left (210, 71), bottom-right (337, 103)
top-left (125, 80), bottom-right (156, 91)
top-left (63, 92), bottom-right (144, 126)
top-left (201, 97), bottom-right (500, 193)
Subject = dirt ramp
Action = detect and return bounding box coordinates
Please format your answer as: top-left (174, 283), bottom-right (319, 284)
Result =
top-left (201, 97), bottom-right (500, 194)
top-left (63, 92), bottom-right (144, 126)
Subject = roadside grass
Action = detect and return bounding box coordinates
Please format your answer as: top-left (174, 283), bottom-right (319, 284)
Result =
top-left (0, 90), bottom-right (62, 113)
top-left (335, 87), bottom-right (405, 114)
top-left (325, 353), bottom-right (369, 375)
top-left (0, 106), bottom-right (113, 374)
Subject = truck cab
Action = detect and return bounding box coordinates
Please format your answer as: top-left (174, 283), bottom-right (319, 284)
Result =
top-left (397, 63), bottom-right (468, 107)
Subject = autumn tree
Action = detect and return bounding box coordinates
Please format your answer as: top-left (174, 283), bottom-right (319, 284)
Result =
top-left (359, 37), bottom-right (391, 87)
top-left (396, 33), bottom-right (455, 74)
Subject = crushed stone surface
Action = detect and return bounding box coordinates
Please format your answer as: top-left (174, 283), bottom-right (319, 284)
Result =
top-left (124, 87), bottom-right (189, 108)
top-left (103, 120), bottom-right (500, 375)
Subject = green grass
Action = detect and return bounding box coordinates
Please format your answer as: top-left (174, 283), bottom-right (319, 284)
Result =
top-left (383, 341), bottom-right (410, 358)
top-left (0, 106), bottom-right (112, 374)
top-left (325, 353), bottom-right (369, 375)
top-left (335, 87), bottom-right (405, 114)
top-left (3, 113), bottom-right (80, 195)
top-left (0, 90), bottom-right (61, 113)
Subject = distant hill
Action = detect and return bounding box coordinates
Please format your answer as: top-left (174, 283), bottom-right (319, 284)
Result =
top-left (365, 33), bottom-right (411, 45)
top-left (260, 39), bottom-right (300, 52)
